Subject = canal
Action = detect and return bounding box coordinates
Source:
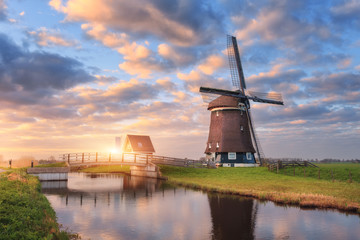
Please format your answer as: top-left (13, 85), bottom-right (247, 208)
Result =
top-left (41, 173), bottom-right (360, 240)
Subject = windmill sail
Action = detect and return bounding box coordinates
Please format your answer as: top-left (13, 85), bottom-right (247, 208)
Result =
top-left (227, 35), bottom-right (246, 92)
top-left (246, 108), bottom-right (266, 162)
top-left (246, 91), bottom-right (283, 105)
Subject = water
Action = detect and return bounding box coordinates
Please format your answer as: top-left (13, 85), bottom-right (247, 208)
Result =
top-left (42, 173), bottom-right (360, 240)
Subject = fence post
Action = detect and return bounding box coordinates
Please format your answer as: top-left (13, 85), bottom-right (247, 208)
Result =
top-left (318, 169), bottom-right (320, 179)
top-left (277, 161), bottom-right (279, 174)
top-left (109, 153), bottom-right (111, 162)
top-left (146, 155), bottom-right (148, 164)
top-left (293, 166), bottom-right (295, 176)
top-left (68, 154), bottom-right (70, 164)
top-left (303, 168), bottom-right (306, 177)
top-left (82, 153), bottom-right (84, 163)
top-left (349, 170), bottom-right (352, 183)
top-left (122, 153), bottom-right (124, 163)
top-left (96, 152), bottom-right (98, 162)
top-left (331, 169), bottom-right (334, 182)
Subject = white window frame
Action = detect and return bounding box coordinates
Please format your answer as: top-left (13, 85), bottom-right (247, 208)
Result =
top-left (246, 152), bottom-right (252, 160)
top-left (228, 152), bottom-right (236, 160)
top-left (208, 143), bottom-right (211, 149)
top-left (216, 142), bottom-right (219, 148)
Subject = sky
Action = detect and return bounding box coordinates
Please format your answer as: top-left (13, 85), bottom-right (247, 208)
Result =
top-left (0, 0), bottom-right (359, 160)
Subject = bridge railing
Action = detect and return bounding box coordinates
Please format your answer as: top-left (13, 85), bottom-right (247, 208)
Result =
top-left (59, 152), bottom-right (206, 168)
top-left (60, 152), bottom-right (152, 165)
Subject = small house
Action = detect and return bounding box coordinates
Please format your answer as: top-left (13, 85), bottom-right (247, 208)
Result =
top-left (121, 134), bottom-right (155, 154)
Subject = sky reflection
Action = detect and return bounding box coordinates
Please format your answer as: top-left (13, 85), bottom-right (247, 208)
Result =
top-left (42, 173), bottom-right (360, 240)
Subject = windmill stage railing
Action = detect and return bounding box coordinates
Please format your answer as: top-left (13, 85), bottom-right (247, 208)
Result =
top-left (59, 152), bottom-right (207, 168)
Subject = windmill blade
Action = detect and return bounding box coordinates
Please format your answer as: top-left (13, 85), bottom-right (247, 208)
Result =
top-left (244, 107), bottom-right (264, 165)
top-left (246, 90), bottom-right (284, 105)
top-left (227, 35), bottom-right (246, 92)
top-left (199, 86), bottom-right (247, 100)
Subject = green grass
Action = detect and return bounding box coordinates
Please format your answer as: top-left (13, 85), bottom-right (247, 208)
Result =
top-left (78, 165), bottom-right (131, 174)
top-left (278, 163), bottom-right (360, 182)
top-left (0, 169), bottom-right (79, 239)
top-left (159, 165), bottom-right (360, 212)
top-left (36, 162), bottom-right (68, 168)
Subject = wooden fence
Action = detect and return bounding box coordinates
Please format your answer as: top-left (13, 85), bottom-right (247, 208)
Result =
top-left (267, 160), bottom-right (318, 172)
top-left (151, 155), bottom-right (206, 168)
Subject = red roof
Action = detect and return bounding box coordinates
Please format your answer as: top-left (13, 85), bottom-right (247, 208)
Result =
top-left (125, 135), bottom-right (155, 153)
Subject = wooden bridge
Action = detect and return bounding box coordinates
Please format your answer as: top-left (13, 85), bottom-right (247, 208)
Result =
top-left (60, 152), bottom-right (205, 168)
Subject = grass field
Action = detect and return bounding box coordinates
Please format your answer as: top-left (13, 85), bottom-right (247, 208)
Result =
top-left (0, 169), bottom-right (78, 239)
top-left (159, 164), bottom-right (360, 213)
top-left (278, 163), bottom-right (360, 182)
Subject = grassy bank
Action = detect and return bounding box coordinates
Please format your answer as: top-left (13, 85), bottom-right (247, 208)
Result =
top-left (0, 169), bottom-right (77, 239)
top-left (278, 163), bottom-right (360, 182)
top-left (36, 162), bottom-right (68, 168)
top-left (159, 165), bottom-right (360, 213)
top-left (78, 165), bottom-right (130, 174)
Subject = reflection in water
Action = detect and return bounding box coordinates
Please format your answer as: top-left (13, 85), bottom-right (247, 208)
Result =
top-left (43, 173), bottom-right (213, 240)
top-left (208, 194), bottom-right (257, 240)
top-left (42, 173), bottom-right (360, 240)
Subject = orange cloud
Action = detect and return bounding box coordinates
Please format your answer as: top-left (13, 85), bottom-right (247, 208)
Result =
top-left (28, 28), bottom-right (77, 47)
top-left (49, 0), bottom-right (201, 46)
top-left (197, 55), bottom-right (226, 75)
top-left (337, 57), bottom-right (352, 69)
top-left (290, 119), bottom-right (307, 125)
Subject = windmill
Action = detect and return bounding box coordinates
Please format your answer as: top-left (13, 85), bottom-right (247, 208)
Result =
top-left (199, 35), bottom-right (284, 167)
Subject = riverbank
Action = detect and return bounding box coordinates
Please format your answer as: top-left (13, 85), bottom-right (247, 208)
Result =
top-left (0, 168), bottom-right (79, 239)
top-left (159, 165), bottom-right (360, 213)
top-left (78, 165), bottom-right (130, 174)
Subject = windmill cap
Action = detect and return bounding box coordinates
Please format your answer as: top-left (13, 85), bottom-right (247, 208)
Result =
top-left (208, 95), bottom-right (239, 110)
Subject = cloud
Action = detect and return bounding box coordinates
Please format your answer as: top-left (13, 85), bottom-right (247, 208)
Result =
top-left (28, 28), bottom-right (78, 47)
top-left (301, 71), bottom-right (360, 104)
top-left (331, 0), bottom-right (360, 27)
top-left (0, 34), bottom-right (95, 107)
top-left (247, 64), bottom-right (307, 92)
top-left (197, 54), bottom-right (226, 75)
top-left (50, 0), bottom-right (224, 47)
top-left (177, 69), bottom-right (231, 93)
top-left (0, 0), bottom-right (6, 21)
top-left (82, 23), bottom-right (173, 78)
top-left (230, 0), bottom-right (346, 68)
top-left (158, 43), bottom-right (196, 67)
top-left (337, 57), bottom-right (352, 69)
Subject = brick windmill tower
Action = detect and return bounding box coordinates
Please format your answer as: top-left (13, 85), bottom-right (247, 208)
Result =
top-left (200, 35), bottom-right (284, 167)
